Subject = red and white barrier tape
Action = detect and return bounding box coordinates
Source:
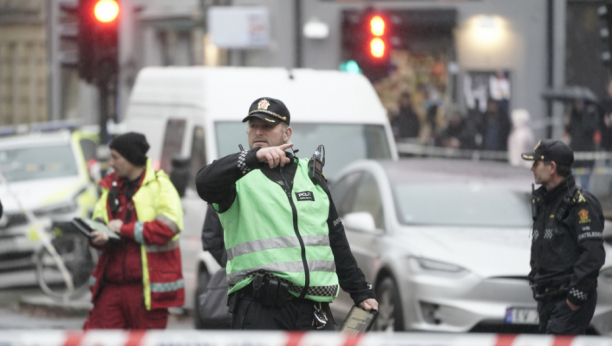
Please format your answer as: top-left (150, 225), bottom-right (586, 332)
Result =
top-left (0, 331), bottom-right (604, 346)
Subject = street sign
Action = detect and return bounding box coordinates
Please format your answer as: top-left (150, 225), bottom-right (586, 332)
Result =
top-left (208, 7), bottom-right (270, 49)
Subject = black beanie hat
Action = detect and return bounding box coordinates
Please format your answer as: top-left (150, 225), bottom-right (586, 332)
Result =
top-left (110, 132), bottom-right (150, 167)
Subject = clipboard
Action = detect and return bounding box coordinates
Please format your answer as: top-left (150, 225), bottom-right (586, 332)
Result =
top-left (71, 217), bottom-right (121, 240)
top-left (340, 305), bottom-right (379, 333)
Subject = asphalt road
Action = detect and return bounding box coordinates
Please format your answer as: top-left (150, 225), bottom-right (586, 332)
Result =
top-left (0, 269), bottom-right (194, 329)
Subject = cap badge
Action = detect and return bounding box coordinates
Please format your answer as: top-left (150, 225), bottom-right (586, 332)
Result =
top-left (258, 99), bottom-right (271, 110)
top-left (534, 140), bottom-right (541, 151)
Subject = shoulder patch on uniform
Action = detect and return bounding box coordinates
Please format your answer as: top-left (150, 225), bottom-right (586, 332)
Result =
top-left (578, 209), bottom-right (591, 224)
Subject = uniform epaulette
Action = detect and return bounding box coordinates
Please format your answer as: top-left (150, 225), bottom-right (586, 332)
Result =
top-left (576, 190), bottom-right (587, 203)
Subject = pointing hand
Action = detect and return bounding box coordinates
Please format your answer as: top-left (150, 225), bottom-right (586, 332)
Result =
top-left (255, 143), bottom-right (294, 169)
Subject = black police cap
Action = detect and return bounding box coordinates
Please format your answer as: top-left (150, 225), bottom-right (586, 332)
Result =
top-left (521, 140), bottom-right (574, 166)
top-left (242, 97), bottom-right (291, 126)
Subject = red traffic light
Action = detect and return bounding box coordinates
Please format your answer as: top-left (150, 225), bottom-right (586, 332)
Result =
top-left (370, 16), bottom-right (385, 36)
top-left (94, 0), bottom-right (119, 23)
top-left (370, 38), bottom-right (386, 58)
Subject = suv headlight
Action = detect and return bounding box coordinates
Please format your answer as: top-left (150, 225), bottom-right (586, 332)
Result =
top-left (415, 257), bottom-right (468, 274)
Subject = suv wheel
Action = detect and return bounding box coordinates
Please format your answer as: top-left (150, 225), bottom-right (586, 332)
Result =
top-left (193, 268), bottom-right (211, 329)
top-left (373, 277), bottom-right (404, 331)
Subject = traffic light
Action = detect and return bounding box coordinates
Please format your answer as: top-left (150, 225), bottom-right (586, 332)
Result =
top-left (78, 0), bottom-right (119, 83)
top-left (369, 15), bottom-right (387, 58)
top-left (341, 9), bottom-right (392, 81)
top-left (598, 3), bottom-right (612, 69)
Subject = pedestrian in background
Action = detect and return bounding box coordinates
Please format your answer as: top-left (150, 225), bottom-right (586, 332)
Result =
top-left (481, 98), bottom-right (511, 151)
top-left (508, 109), bottom-right (535, 167)
top-left (84, 132), bottom-right (185, 329)
top-left (599, 81), bottom-right (612, 155)
top-left (434, 111), bottom-right (477, 150)
top-left (566, 100), bottom-right (598, 190)
top-left (522, 140), bottom-right (605, 335)
top-left (196, 97), bottom-right (377, 330)
top-left (201, 204), bottom-right (226, 267)
top-left (391, 92), bottom-right (420, 140)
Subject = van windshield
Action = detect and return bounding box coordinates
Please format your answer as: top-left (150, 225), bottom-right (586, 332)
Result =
top-left (216, 122), bottom-right (392, 179)
top-left (0, 145), bottom-right (79, 182)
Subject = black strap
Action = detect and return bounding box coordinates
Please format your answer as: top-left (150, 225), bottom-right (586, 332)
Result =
top-left (555, 187), bottom-right (581, 221)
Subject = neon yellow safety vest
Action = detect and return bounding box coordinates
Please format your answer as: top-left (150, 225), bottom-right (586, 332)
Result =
top-left (217, 158), bottom-right (339, 303)
top-left (91, 159), bottom-right (184, 310)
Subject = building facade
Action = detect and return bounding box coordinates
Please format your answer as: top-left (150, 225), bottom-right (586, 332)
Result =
top-left (0, 0), bottom-right (48, 126)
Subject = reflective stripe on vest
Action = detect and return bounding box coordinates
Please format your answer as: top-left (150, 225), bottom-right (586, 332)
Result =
top-left (151, 279), bottom-right (184, 293)
top-left (226, 234), bottom-right (330, 261)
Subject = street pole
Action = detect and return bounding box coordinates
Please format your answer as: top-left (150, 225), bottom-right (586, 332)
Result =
top-left (295, 0), bottom-right (302, 68)
top-left (546, 0), bottom-right (554, 139)
top-left (98, 81), bottom-right (109, 144)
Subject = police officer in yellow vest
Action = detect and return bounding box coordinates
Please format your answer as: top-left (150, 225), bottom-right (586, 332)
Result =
top-left (196, 97), bottom-right (378, 330)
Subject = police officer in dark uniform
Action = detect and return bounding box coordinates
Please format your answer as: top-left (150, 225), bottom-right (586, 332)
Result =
top-left (195, 97), bottom-right (377, 330)
top-left (522, 140), bottom-right (605, 334)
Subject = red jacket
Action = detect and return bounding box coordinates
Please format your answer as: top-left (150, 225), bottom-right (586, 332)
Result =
top-left (90, 160), bottom-right (184, 310)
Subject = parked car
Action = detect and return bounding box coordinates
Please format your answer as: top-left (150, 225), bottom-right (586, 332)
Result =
top-left (0, 130), bottom-right (99, 272)
top-left (328, 159), bottom-right (612, 334)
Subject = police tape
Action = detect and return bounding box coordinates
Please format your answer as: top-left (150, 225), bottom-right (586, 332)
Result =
top-left (396, 142), bottom-right (612, 161)
top-left (0, 331), bottom-right (603, 346)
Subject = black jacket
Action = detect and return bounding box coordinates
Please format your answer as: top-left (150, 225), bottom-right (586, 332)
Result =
top-left (529, 175), bottom-right (605, 306)
top-left (202, 204), bottom-right (227, 267)
top-left (195, 147), bottom-right (376, 306)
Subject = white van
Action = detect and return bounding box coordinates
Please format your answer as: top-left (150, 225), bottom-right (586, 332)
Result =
top-left (122, 66), bottom-right (398, 324)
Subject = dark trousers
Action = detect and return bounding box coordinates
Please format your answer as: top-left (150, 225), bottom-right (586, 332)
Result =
top-left (537, 293), bottom-right (597, 335)
top-left (231, 292), bottom-right (336, 331)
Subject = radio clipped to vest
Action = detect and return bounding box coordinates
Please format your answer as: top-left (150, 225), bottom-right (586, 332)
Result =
top-left (555, 187), bottom-right (581, 221)
top-left (531, 184), bottom-right (539, 221)
top-left (309, 145), bottom-right (325, 185)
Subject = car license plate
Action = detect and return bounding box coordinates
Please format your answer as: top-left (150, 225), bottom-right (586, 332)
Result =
top-left (505, 307), bottom-right (539, 324)
top-left (0, 238), bottom-right (16, 254)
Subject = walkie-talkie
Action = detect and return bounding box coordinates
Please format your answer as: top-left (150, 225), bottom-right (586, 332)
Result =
top-left (309, 145), bottom-right (325, 185)
top-left (531, 183), bottom-right (538, 221)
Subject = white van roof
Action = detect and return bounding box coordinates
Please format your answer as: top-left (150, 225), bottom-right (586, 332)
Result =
top-left (128, 67), bottom-right (387, 124)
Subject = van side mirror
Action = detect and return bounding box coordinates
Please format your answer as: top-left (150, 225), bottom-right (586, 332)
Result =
top-left (343, 212), bottom-right (377, 233)
top-left (170, 156), bottom-right (190, 198)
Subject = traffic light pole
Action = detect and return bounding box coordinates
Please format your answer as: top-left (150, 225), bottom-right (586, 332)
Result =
top-left (97, 68), bottom-right (116, 144)
top-left (98, 81), bottom-right (109, 144)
